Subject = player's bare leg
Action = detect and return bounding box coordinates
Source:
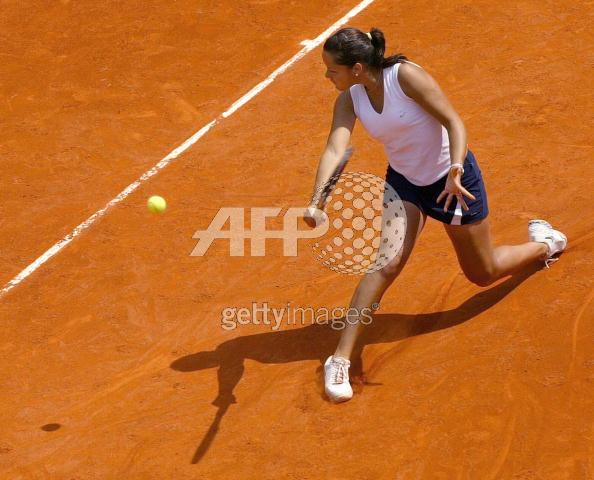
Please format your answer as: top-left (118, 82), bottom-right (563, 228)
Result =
top-left (333, 201), bottom-right (426, 361)
top-left (444, 218), bottom-right (567, 287)
top-left (324, 201), bottom-right (425, 402)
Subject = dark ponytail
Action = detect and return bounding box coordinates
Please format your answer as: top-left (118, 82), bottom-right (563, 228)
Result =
top-left (369, 27), bottom-right (407, 68)
top-left (323, 27), bottom-right (407, 69)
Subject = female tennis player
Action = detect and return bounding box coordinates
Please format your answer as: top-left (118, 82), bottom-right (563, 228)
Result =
top-left (307, 27), bottom-right (567, 403)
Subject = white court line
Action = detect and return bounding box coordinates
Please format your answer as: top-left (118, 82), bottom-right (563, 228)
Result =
top-left (0, 0), bottom-right (376, 299)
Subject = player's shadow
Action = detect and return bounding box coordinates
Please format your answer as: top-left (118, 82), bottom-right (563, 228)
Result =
top-left (170, 264), bottom-right (540, 464)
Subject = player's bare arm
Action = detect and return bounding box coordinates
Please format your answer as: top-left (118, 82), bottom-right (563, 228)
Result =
top-left (309, 90), bottom-right (356, 207)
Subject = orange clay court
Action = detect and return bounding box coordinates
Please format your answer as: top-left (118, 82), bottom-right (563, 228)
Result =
top-left (1, 0), bottom-right (593, 478)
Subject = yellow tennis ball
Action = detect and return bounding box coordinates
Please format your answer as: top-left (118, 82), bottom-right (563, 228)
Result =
top-left (147, 195), bottom-right (167, 214)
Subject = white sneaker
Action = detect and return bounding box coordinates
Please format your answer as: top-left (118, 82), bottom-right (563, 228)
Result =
top-left (324, 355), bottom-right (353, 403)
top-left (528, 219), bottom-right (568, 268)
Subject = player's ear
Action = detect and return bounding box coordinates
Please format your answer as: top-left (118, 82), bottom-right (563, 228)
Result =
top-left (352, 63), bottom-right (364, 77)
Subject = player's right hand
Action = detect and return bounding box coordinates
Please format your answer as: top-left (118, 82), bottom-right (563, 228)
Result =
top-left (304, 205), bottom-right (328, 228)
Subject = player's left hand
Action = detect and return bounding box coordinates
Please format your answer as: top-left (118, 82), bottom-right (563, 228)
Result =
top-left (436, 170), bottom-right (476, 212)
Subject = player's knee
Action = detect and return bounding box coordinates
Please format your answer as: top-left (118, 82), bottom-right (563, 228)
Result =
top-left (377, 254), bottom-right (405, 280)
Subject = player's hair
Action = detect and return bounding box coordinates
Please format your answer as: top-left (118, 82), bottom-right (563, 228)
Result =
top-left (323, 27), bottom-right (407, 69)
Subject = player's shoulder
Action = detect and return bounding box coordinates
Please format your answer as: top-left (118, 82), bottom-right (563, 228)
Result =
top-left (335, 89), bottom-right (354, 110)
top-left (397, 60), bottom-right (438, 98)
top-left (397, 60), bottom-right (427, 83)
top-left (337, 88), bottom-right (353, 102)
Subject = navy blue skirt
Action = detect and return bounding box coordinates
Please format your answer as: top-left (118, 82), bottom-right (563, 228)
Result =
top-left (385, 149), bottom-right (489, 225)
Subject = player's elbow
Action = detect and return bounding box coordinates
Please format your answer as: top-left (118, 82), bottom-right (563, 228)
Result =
top-left (443, 114), bottom-right (465, 133)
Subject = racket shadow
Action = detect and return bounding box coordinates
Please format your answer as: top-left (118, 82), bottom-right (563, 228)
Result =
top-left (170, 264), bottom-right (540, 464)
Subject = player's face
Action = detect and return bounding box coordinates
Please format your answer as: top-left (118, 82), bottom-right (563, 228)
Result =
top-left (322, 51), bottom-right (357, 91)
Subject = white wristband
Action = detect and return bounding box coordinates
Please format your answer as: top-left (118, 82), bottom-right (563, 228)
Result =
top-left (449, 163), bottom-right (464, 175)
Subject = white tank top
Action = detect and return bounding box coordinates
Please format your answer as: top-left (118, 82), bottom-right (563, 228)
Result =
top-left (349, 61), bottom-right (451, 186)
